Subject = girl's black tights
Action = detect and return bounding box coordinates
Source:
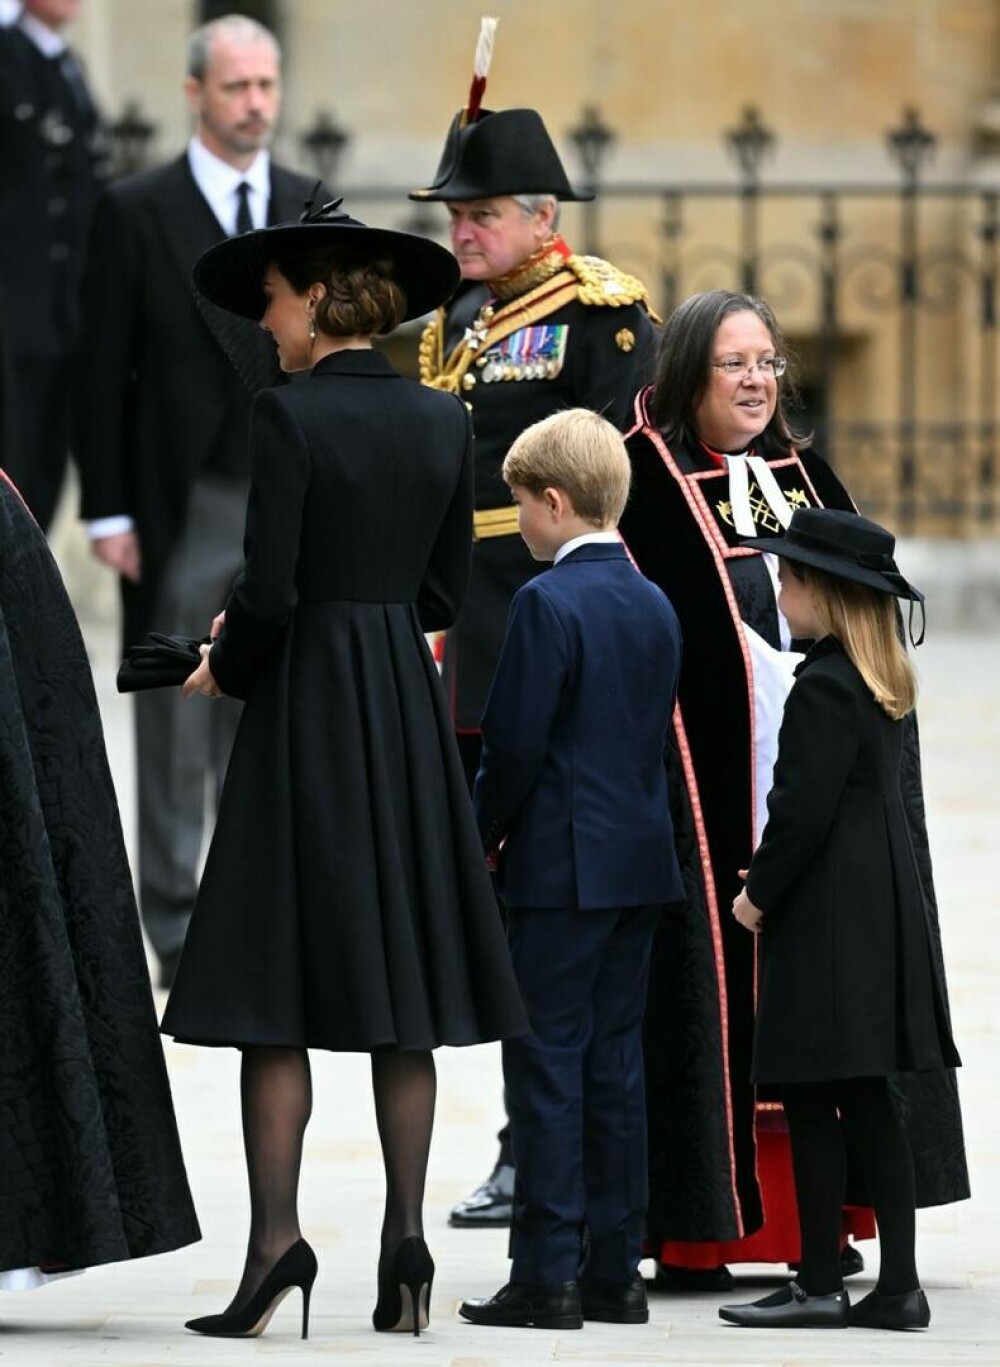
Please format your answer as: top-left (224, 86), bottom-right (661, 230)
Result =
top-left (781, 1076), bottom-right (918, 1297)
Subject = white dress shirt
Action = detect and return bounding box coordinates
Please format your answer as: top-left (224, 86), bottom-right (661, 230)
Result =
top-left (553, 530), bottom-right (621, 564)
top-left (187, 136), bottom-right (270, 236)
top-left (87, 139), bottom-right (271, 540)
top-left (16, 9), bottom-right (65, 54)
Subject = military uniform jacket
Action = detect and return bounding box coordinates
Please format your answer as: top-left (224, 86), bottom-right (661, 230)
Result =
top-left (420, 244), bottom-right (659, 729)
top-left (0, 21), bottom-right (105, 359)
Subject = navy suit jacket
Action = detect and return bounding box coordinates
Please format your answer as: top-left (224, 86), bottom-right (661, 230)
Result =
top-left (474, 541), bottom-right (685, 910)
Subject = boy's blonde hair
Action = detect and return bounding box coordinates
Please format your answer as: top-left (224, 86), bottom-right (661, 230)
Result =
top-left (502, 408), bottom-right (632, 526)
top-left (798, 565), bottom-right (917, 720)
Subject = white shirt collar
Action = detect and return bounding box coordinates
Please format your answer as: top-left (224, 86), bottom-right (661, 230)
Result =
top-left (187, 137), bottom-right (271, 236)
top-left (18, 10), bottom-right (66, 56)
top-left (553, 530), bottom-right (620, 565)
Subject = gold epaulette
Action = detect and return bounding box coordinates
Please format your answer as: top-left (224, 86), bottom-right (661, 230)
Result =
top-left (566, 254), bottom-right (660, 320)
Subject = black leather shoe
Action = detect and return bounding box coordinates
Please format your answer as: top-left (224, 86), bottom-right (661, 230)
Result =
top-left (449, 1163), bottom-right (515, 1227)
top-left (849, 1287), bottom-right (930, 1330)
top-left (719, 1280), bottom-right (849, 1327)
top-left (790, 1244), bottom-right (866, 1278)
top-left (581, 1274), bottom-right (648, 1323)
top-left (653, 1261), bottom-right (735, 1292)
top-left (459, 1280), bottom-right (583, 1329)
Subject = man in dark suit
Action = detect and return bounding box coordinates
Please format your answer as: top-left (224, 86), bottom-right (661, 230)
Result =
top-left (75, 14), bottom-right (320, 987)
top-left (459, 409), bottom-right (684, 1330)
top-left (0, 0), bottom-right (107, 529)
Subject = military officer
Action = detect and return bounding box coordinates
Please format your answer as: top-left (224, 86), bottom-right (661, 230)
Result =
top-left (0, 0), bottom-right (107, 530)
top-left (411, 97), bottom-right (659, 1227)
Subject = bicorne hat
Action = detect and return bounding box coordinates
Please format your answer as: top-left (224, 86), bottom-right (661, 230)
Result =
top-left (193, 195), bottom-right (460, 324)
top-left (740, 507), bottom-right (924, 603)
top-left (409, 107), bottom-right (594, 203)
top-left (409, 17), bottom-right (591, 204)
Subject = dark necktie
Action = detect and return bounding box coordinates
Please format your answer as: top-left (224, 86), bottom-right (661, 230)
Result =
top-left (235, 181), bottom-right (254, 235)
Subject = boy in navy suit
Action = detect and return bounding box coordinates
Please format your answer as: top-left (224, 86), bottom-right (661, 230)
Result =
top-left (460, 409), bottom-right (684, 1331)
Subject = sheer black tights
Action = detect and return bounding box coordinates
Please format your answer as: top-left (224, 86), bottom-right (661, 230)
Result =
top-left (371, 1049), bottom-right (437, 1255)
top-left (226, 1046), bottom-right (435, 1309)
top-left (782, 1076), bottom-right (918, 1298)
top-left (226, 1045), bottom-right (312, 1312)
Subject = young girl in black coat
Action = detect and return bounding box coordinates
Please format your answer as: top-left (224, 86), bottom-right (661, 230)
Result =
top-left (718, 507), bottom-right (961, 1332)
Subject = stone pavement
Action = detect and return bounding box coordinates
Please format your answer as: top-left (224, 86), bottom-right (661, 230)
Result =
top-left (1, 526), bottom-right (997, 1366)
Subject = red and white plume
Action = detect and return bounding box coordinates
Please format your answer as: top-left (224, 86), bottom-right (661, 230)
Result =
top-left (461, 16), bottom-right (498, 128)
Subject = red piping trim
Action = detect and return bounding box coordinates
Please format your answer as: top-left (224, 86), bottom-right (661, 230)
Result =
top-left (672, 702), bottom-right (744, 1237)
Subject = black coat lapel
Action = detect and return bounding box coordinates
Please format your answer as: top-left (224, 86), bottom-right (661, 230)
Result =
top-left (267, 165), bottom-right (315, 226)
top-left (152, 155), bottom-right (281, 393)
top-left (151, 155), bottom-right (227, 283)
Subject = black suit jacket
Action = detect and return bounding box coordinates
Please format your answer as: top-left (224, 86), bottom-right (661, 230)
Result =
top-left (74, 153), bottom-right (320, 646)
top-left (0, 22), bottom-right (105, 359)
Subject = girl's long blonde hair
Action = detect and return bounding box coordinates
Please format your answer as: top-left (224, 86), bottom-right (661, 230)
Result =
top-left (798, 565), bottom-right (917, 720)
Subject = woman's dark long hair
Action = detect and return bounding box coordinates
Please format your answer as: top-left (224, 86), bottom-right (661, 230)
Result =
top-left (649, 289), bottom-right (810, 456)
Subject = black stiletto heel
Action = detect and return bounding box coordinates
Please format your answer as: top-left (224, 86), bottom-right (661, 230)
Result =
top-left (372, 1236), bottom-right (435, 1336)
top-left (186, 1238), bottom-right (318, 1339)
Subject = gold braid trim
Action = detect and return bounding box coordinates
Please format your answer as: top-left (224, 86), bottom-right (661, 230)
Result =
top-left (419, 270), bottom-right (580, 393)
top-left (566, 254), bottom-right (661, 321)
top-left (418, 257), bottom-right (660, 393)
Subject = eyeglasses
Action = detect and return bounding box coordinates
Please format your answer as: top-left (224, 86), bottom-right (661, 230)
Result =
top-left (711, 356), bottom-right (788, 379)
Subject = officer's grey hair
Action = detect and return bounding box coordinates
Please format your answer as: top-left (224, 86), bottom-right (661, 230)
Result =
top-left (187, 14), bottom-right (281, 81)
top-left (512, 194), bottom-right (561, 230)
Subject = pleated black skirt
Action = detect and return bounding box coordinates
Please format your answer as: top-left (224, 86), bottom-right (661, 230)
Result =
top-left (161, 600), bottom-right (528, 1051)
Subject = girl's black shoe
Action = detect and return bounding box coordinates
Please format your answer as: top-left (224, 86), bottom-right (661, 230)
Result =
top-left (186, 1238), bottom-right (318, 1339)
top-left (849, 1287), bottom-right (930, 1330)
top-left (372, 1236), bottom-right (434, 1336)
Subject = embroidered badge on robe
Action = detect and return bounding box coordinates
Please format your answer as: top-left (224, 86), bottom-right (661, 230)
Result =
top-left (689, 457), bottom-right (819, 550)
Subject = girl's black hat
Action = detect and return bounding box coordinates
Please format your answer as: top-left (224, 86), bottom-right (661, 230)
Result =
top-left (741, 507), bottom-right (924, 603)
top-left (193, 195), bottom-right (461, 324)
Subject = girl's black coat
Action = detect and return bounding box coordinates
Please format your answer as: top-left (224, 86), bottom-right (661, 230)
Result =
top-left (748, 637), bottom-right (960, 1085)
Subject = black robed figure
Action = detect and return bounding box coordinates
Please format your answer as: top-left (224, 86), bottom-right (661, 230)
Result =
top-left (0, 471), bottom-right (199, 1283)
top-left (619, 291), bottom-right (968, 1287)
top-left (161, 200), bottom-right (527, 1340)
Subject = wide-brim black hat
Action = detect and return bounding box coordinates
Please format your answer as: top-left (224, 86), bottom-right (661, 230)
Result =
top-left (741, 507), bottom-right (924, 602)
top-left (409, 108), bottom-right (593, 203)
top-left (193, 198), bottom-right (460, 324)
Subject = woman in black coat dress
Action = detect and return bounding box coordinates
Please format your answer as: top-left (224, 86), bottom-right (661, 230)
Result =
top-left (719, 508), bottom-right (961, 1332)
top-left (160, 202), bottom-right (527, 1338)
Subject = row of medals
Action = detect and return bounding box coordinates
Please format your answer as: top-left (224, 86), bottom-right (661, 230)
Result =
top-left (463, 305), bottom-right (561, 387)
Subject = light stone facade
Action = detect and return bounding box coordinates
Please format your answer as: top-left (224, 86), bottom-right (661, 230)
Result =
top-left (65, 0), bottom-right (1000, 533)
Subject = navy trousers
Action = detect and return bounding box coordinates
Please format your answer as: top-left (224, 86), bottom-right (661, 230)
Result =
top-left (503, 903), bottom-right (660, 1286)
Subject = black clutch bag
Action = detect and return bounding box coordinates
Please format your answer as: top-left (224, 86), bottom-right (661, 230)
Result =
top-left (116, 633), bottom-right (210, 693)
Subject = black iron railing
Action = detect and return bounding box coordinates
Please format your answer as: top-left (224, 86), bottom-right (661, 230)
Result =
top-left (106, 102), bottom-right (1000, 529)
